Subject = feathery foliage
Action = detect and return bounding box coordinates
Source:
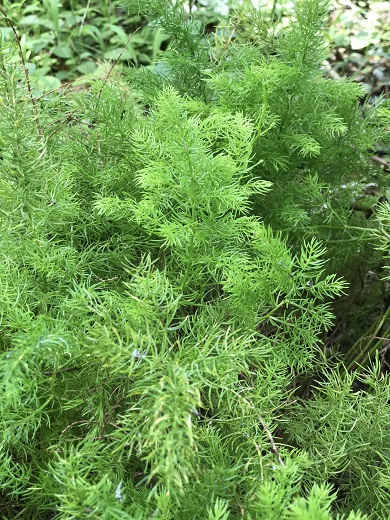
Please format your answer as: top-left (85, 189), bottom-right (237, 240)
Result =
top-left (0, 1), bottom-right (389, 518)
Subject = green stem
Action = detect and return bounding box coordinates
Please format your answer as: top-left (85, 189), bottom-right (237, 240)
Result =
top-left (253, 88), bottom-right (275, 145)
top-left (181, 140), bottom-right (198, 292)
top-left (345, 305), bottom-right (390, 372)
top-left (260, 299), bottom-right (288, 323)
top-left (270, 0), bottom-right (278, 21)
top-left (279, 225), bottom-right (375, 235)
top-left (181, 232), bottom-right (195, 291)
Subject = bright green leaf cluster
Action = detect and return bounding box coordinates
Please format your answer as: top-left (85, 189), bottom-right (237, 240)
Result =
top-left (0, 1), bottom-right (389, 518)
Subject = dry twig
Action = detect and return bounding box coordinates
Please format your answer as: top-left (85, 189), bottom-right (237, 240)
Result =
top-left (0, 7), bottom-right (42, 138)
top-left (97, 27), bottom-right (141, 100)
top-left (259, 416), bottom-right (285, 466)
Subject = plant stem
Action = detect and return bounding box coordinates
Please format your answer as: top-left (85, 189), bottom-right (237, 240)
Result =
top-left (0, 6), bottom-right (42, 138)
top-left (345, 305), bottom-right (390, 372)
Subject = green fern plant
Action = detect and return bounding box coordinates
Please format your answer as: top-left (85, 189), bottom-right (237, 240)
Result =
top-left (124, 0), bottom-right (383, 278)
top-left (288, 362), bottom-right (390, 518)
top-left (0, 1), bottom-right (389, 518)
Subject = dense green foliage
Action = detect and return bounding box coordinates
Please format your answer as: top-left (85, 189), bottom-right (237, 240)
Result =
top-left (1, 0), bottom-right (390, 518)
top-left (0, 0), bottom-right (169, 92)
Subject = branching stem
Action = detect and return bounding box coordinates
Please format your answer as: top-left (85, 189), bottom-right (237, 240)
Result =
top-left (259, 416), bottom-right (285, 466)
top-left (97, 27), bottom-right (141, 100)
top-left (0, 7), bottom-right (42, 138)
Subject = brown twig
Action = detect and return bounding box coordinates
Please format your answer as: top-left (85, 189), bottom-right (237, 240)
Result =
top-left (0, 7), bottom-right (42, 138)
top-left (95, 28), bottom-right (140, 165)
top-left (259, 416), bottom-right (285, 466)
top-left (34, 82), bottom-right (72, 101)
top-left (370, 155), bottom-right (389, 172)
top-left (42, 366), bottom-right (80, 376)
top-left (60, 419), bottom-right (89, 438)
top-left (97, 27), bottom-right (141, 100)
top-left (46, 109), bottom-right (78, 141)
